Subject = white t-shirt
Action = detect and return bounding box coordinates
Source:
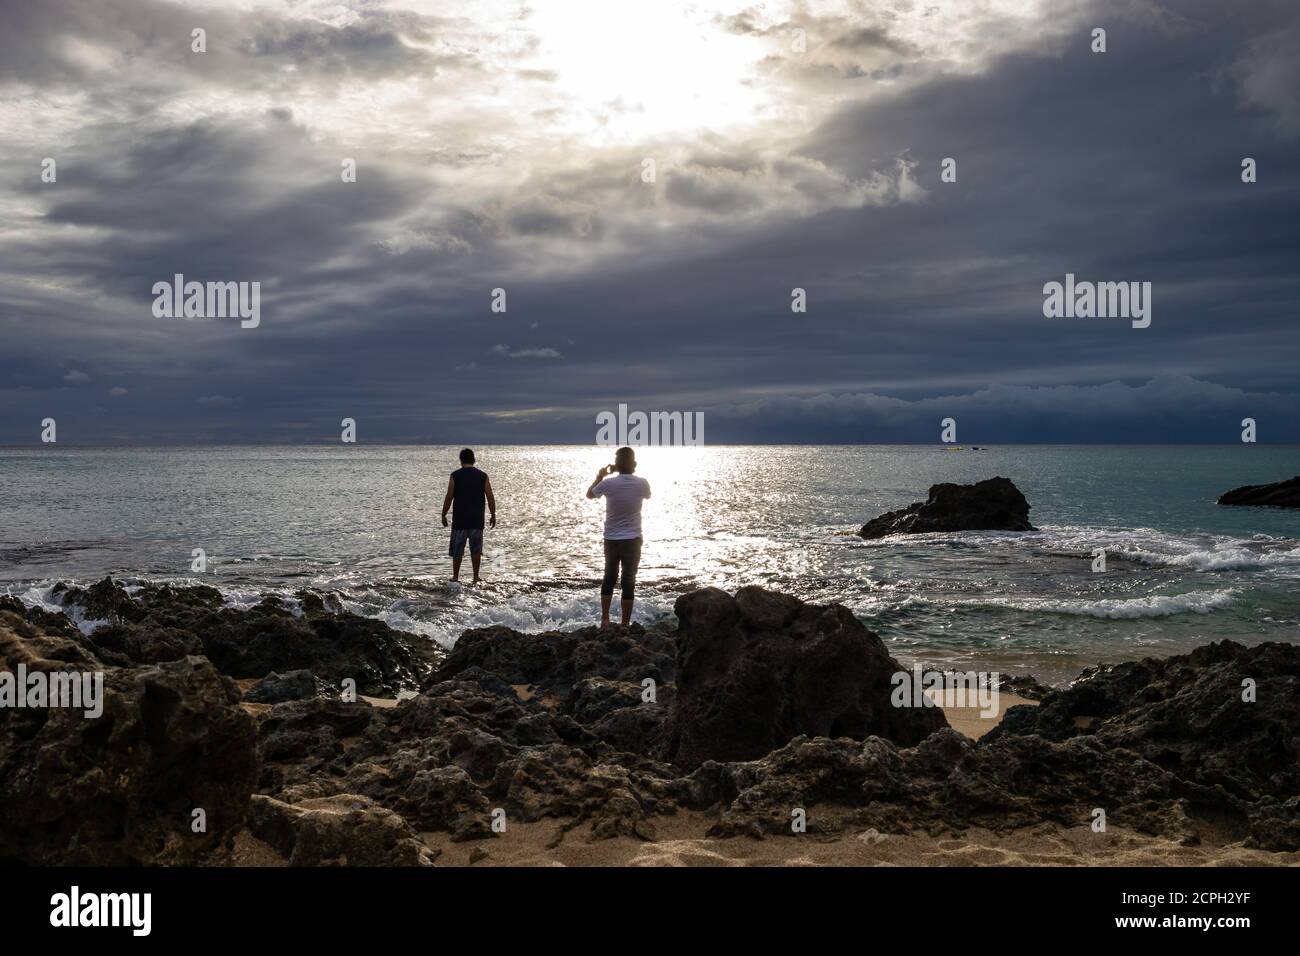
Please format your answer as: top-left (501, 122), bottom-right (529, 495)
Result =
top-left (593, 473), bottom-right (651, 540)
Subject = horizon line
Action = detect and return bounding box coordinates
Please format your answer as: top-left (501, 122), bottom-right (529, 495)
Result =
top-left (4, 441), bottom-right (1299, 450)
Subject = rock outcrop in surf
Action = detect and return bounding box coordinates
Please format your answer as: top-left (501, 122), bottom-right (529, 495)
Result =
top-left (859, 476), bottom-right (1035, 538)
top-left (1217, 475), bottom-right (1300, 508)
top-left (43, 577), bottom-right (437, 696)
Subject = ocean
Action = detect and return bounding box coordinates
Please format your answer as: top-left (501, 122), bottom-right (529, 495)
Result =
top-left (3, 444), bottom-right (1299, 684)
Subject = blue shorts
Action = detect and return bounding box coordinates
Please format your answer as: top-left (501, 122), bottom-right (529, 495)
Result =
top-left (449, 529), bottom-right (483, 558)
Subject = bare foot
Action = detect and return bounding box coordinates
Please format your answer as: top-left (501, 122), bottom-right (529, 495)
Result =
top-left (472, 578), bottom-right (481, 586)
top-left (599, 619), bottom-right (610, 630)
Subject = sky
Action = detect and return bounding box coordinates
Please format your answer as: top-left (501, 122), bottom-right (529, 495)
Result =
top-left (1, 0), bottom-right (1298, 444)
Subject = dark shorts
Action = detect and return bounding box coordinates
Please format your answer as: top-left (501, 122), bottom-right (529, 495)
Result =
top-left (449, 529), bottom-right (483, 558)
top-left (601, 536), bottom-right (642, 599)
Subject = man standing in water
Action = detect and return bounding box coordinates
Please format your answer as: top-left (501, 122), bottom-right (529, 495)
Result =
top-left (586, 446), bottom-right (651, 628)
top-left (441, 448), bottom-right (496, 584)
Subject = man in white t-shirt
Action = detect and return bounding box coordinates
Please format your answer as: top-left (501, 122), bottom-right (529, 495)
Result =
top-left (586, 446), bottom-right (651, 629)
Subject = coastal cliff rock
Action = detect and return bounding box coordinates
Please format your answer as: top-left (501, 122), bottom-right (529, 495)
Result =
top-left (859, 476), bottom-right (1035, 538)
top-left (663, 587), bottom-right (948, 769)
top-left (0, 610), bottom-right (257, 865)
top-left (1217, 475), bottom-right (1300, 508)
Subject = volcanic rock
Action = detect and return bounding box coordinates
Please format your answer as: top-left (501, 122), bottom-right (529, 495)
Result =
top-left (245, 669), bottom-right (328, 704)
top-left (662, 587), bottom-right (948, 770)
top-left (248, 793), bottom-right (437, 866)
top-left (9, 581), bottom-right (1300, 862)
top-left (1217, 475), bottom-right (1300, 508)
top-left (859, 476), bottom-right (1035, 538)
top-left (54, 577), bottom-right (437, 696)
top-left (427, 620), bottom-right (676, 698)
top-left (988, 640), bottom-right (1300, 804)
top-left (0, 610), bottom-right (258, 865)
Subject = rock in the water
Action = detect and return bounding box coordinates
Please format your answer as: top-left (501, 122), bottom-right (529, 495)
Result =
top-left (0, 611), bottom-right (258, 865)
top-left (859, 476), bottom-right (1035, 538)
top-left (662, 587), bottom-right (948, 770)
top-left (1217, 476), bottom-right (1300, 508)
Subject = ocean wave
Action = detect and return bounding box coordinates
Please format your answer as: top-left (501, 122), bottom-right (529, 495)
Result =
top-left (1036, 526), bottom-right (1300, 574)
top-left (979, 588), bottom-right (1237, 619)
top-left (357, 591), bottom-right (677, 648)
top-left (7, 583), bottom-right (108, 635)
top-left (861, 525), bottom-right (1300, 575)
top-left (1116, 542), bottom-right (1300, 573)
top-left (3, 573), bottom-right (660, 647)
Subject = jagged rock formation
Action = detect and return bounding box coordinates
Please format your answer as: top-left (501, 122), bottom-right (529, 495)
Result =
top-left (1217, 476), bottom-right (1300, 508)
top-left (0, 609), bottom-right (257, 865)
top-left (860, 476), bottom-right (1035, 538)
top-left (47, 577), bottom-right (436, 695)
top-left (663, 587), bottom-right (947, 769)
top-left (2, 579), bottom-right (1298, 864)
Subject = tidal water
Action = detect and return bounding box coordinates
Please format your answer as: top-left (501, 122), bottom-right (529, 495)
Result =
top-left (3, 444), bottom-right (1299, 684)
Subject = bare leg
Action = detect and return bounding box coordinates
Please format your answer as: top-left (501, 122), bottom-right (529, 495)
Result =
top-left (471, 552), bottom-right (482, 584)
top-left (619, 539), bottom-right (640, 628)
top-left (600, 539), bottom-right (618, 629)
top-left (452, 555), bottom-right (462, 581)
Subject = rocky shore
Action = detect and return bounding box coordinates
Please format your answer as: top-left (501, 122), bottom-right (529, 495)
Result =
top-left (1218, 475), bottom-right (1300, 508)
top-left (2, 578), bottom-right (1298, 866)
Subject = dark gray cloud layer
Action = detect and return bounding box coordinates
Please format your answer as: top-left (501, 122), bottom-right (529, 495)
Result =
top-left (2, 0), bottom-right (1298, 444)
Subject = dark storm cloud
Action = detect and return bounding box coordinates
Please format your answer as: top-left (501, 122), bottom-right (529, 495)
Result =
top-left (1, 0), bottom-right (1297, 445)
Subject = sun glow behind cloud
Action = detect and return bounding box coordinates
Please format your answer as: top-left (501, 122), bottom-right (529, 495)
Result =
top-left (518, 1), bottom-right (775, 143)
top-left (6, 0), bottom-right (1300, 443)
top-left (140, 0), bottom-right (1083, 159)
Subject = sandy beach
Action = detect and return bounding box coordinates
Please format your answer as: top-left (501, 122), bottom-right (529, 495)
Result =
top-left (416, 814), bottom-right (1300, 868)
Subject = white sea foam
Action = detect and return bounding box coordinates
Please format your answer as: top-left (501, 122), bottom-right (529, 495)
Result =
top-left (864, 525), bottom-right (1300, 576)
top-left (1117, 540), bottom-right (1300, 574)
top-left (5, 574), bottom-right (668, 649)
top-left (9, 582), bottom-right (107, 635)
top-left (357, 591), bottom-right (676, 649)
top-left (976, 588), bottom-right (1237, 619)
top-left (219, 587), bottom-right (305, 617)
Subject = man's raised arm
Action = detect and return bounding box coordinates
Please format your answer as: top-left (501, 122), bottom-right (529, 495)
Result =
top-left (586, 465), bottom-right (611, 499)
